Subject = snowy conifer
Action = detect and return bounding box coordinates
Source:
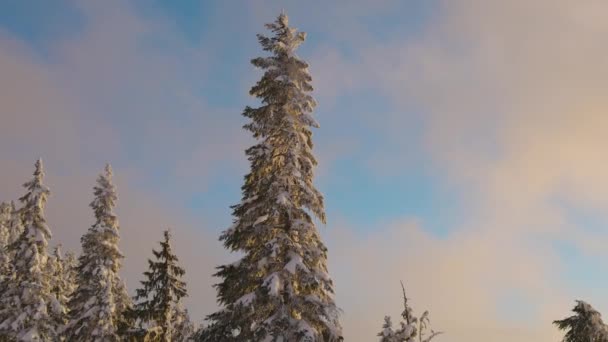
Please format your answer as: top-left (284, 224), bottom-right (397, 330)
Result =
top-left (7, 202), bottom-right (24, 245)
top-left (378, 283), bottom-right (442, 342)
top-left (172, 305), bottom-right (195, 342)
top-left (131, 230), bottom-right (189, 342)
top-left (200, 13), bottom-right (342, 341)
top-left (5, 202), bottom-right (24, 283)
top-left (49, 244), bottom-right (77, 329)
top-left (0, 202), bottom-right (11, 276)
top-left (0, 159), bottom-right (64, 341)
top-left (0, 201), bottom-right (23, 280)
top-left (64, 164), bottom-right (133, 341)
top-left (0, 202), bottom-right (10, 247)
top-left (554, 300), bottom-right (608, 342)
top-left (378, 316), bottom-right (397, 342)
top-left (61, 250), bottom-right (78, 298)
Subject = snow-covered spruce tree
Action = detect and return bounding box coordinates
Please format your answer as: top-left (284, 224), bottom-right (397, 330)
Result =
top-left (48, 244), bottom-right (77, 328)
top-left (0, 159), bottom-right (65, 341)
top-left (131, 230), bottom-right (189, 342)
top-left (0, 202), bottom-right (10, 247)
top-left (0, 202), bottom-right (11, 276)
top-left (554, 300), bottom-right (608, 342)
top-left (200, 13), bottom-right (342, 342)
top-left (0, 201), bottom-right (23, 289)
top-left (378, 316), bottom-right (397, 342)
top-left (64, 164), bottom-right (133, 341)
top-left (7, 202), bottom-right (24, 246)
top-left (378, 283), bottom-right (442, 342)
top-left (171, 305), bottom-right (195, 341)
top-left (0, 201), bottom-right (23, 279)
top-left (61, 250), bottom-right (78, 298)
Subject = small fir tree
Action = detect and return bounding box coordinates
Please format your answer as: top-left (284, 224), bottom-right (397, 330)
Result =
top-left (64, 164), bottom-right (132, 341)
top-left (62, 250), bottom-right (78, 298)
top-left (131, 230), bottom-right (189, 342)
top-left (200, 12), bottom-right (342, 342)
top-left (0, 159), bottom-right (64, 341)
top-left (49, 244), bottom-right (77, 330)
top-left (554, 300), bottom-right (608, 342)
top-left (378, 316), bottom-right (397, 342)
top-left (378, 282), bottom-right (442, 342)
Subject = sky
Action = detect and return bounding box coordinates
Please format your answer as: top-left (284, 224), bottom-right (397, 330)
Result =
top-left (1, 0), bottom-right (608, 341)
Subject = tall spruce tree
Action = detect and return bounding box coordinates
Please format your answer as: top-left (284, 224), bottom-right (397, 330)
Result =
top-left (200, 13), bottom-right (342, 341)
top-left (554, 300), bottom-right (608, 342)
top-left (64, 164), bottom-right (132, 341)
top-left (0, 159), bottom-right (64, 341)
top-left (131, 230), bottom-right (189, 342)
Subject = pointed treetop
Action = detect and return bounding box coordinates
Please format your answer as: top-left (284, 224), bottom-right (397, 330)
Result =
top-left (53, 244), bottom-right (63, 258)
top-left (161, 229), bottom-right (174, 253)
top-left (258, 11), bottom-right (306, 57)
top-left (105, 163), bottom-right (113, 179)
top-left (33, 158), bottom-right (45, 183)
top-left (401, 281), bottom-right (413, 324)
top-left (90, 163), bottom-right (119, 225)
top-left (279, 9), bottom-right (287, 23)
top-left (20, 158), bottom-right (51, 210)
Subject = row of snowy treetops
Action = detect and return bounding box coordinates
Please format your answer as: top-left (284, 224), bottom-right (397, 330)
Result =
top-left (0, 12), bottom-right (600, 342)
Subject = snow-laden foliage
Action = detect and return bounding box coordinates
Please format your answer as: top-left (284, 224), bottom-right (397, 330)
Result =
top-left (0, 202), bottom-right (10, 245)
top-left (378, 316), bottom-right (397, 342)
top-left (7, 201), bottom-right (24, 246)
top-left (0, 159), bottom-right (64, 341)
top-left (0, 202), bottom-right (12, 276)
top-left (131, 230), bottom-right (191, 342)
top-left (48, 244), bottom-right (77, 330)
top-left (171, 305), bottom-right (195, 342)
top-left (0, 201), bottom-right (24, 280)
top-left (64, 164), bottom-right (133, 341)
top-left (378, 283), bottom-right (442, 342)
top-left (200, 12), bottom-right (342, 342)
top-left (554, 300), bottom-right (608, 342)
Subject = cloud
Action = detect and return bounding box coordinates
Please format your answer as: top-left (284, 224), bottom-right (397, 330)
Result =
top-left (319, 1), bottom-right (608, 341)
top-left (324, 215), bottom-right (568, 341)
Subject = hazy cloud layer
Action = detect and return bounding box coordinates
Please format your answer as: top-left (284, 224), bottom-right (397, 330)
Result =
top-left (320, 1), bottom-right (608, 341)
